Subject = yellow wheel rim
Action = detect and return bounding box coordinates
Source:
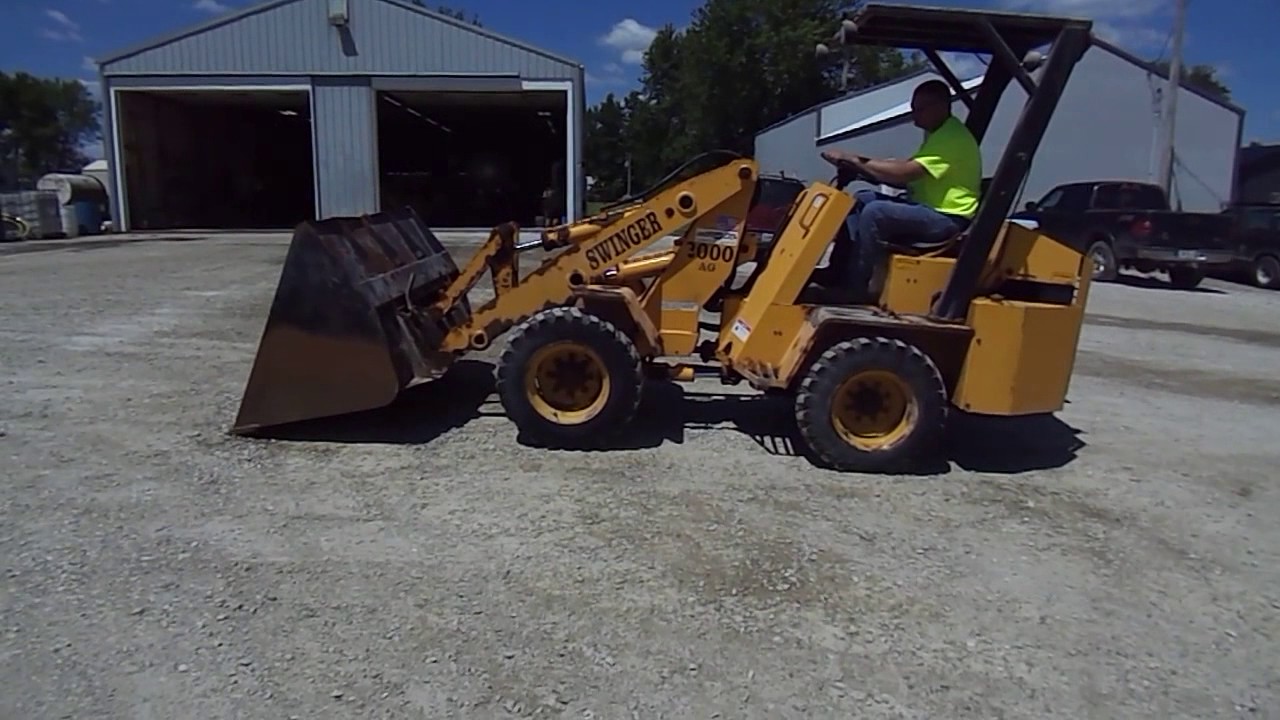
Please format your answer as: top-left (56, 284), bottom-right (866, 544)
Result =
top-left (831, 369), bottom-right (916, 451)
top-left (523, 341), bottom-right (611, 425)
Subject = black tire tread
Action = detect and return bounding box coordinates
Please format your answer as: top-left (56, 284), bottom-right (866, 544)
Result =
top-left (495, 306), bottom-right (643, 446)
top-left (1086, 239), bottom-right (1118, 282)
top-left (794, 336), bottom-right (948, 473)
top-left (1253, 254), bottom-right (1280, 290)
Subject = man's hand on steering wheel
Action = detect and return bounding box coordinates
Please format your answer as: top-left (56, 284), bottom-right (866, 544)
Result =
top-left (821, 149), bottom-right (875, 189)
top-left (820, 149), bottom-right (910, 191)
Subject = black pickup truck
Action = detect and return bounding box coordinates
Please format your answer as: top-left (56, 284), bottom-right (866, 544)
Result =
top-left (1214, 203), bottom-right (1280, 290)
top-left (1010, 180), bottom-right (1235, 289)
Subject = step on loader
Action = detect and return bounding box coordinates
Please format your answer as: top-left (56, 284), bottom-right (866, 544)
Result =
top-left (231, 3), bottom-right (1097, 473)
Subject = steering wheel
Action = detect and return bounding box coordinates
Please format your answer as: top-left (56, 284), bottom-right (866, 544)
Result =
top-left (831, 158), bottom-right (878, 190)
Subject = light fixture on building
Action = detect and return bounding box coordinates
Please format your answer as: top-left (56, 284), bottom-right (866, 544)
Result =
top-left (327, 0), bottom-right (349, 26)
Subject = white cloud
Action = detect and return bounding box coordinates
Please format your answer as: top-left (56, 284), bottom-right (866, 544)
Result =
top-left (999, 0), bottom-right (1170, 53)
top-left (46, 9), bottom-right (76, 27)
top-left (998, 0), bottom-right (1164, 18)
top-left (586, 72), bottom-right (628, 88)
top-left (82, 56), bottom-right (98, 73)
top-left (603, 62), bottom-right (622, 74)
top-left (78, 78), bottom-right (101, 95)
top-left (599, 19), bottom-right (657, 66)
top-left (1092, 21), bottom-right (1171, 51)
top-left (40, 8), bottom-right (82, 42)
top-left (194, 0), bottom-right (230, 13)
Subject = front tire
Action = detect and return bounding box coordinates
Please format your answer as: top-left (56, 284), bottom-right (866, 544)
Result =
top-left (794, 336), bottom-right (948, 473)
top-left (496, 307), bottom-right (643, 447)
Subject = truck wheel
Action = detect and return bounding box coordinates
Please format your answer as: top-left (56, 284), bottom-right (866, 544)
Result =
top-left (1168, 267), bottom-right (1204, 290)
top-left (794, 336), bottom-right (947, 473)
top-left (496, 307), bottom-right (644, 447)
top-left (1253, 255), bottom-right (1280, 290)
top-left (1085, 240), bottom-right (1117, 281)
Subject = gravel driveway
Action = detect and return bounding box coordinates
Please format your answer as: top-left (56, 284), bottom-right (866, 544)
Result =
top-left (2, 231), bottom-right (1278, 718)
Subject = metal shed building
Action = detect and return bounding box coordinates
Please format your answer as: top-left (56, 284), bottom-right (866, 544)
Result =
top-left (755, 39), bottom-right (1245, 213)
top-left (95, 0), bottom-right (586, 232)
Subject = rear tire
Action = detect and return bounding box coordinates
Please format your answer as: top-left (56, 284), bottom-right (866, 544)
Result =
top-left (1086, 240), bottom-right (1117, 281)
top-left (496, 307), bottom-right (643, 447)
top-left (1168, 266), bottom-right (1204, 290)
top-left (794, 336), bottom-right (948, 473)
top-left (1253, 255), bottom-right (1280, 290)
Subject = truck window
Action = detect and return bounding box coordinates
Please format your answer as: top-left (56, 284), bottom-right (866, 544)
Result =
top-left (1243, 208), bottom-right (1280, 231)
top-left (1092, 183), bottom-right (1166, 210)
top-left (1060, 185), bottom-right (1092, 210)
top-left (1036, 188), bottom-right (1065, 210)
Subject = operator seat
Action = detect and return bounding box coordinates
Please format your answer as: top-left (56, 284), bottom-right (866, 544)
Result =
top-left (868, 176), bottom-right (985, 261)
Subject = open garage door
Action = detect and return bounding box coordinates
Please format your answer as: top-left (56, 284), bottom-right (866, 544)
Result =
top-left (114, 88), bottom-right (316, 231)
top-left (375, 89), bottom-right (567, 229)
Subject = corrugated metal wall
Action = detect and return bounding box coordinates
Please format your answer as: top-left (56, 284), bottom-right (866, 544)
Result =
top-left (982, 45), bottom-right (1241, 212)
top-left (754, 111), bottom-right (823, 180)
top-left (312, 78), bottom-right (378, 218)
top-left (101, 0), bottom-right (577, 79)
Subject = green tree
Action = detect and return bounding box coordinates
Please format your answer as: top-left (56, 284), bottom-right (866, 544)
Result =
top-left (584, 93), bottom-right (630, 201)
top-left (1151, 61), bottom-right (1230, 100)
top-left (0, 72), bottom-right (101, 187)
top-left (583, 0), bottom-right (921, 193)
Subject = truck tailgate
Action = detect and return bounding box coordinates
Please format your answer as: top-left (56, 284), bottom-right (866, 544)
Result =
top-left (1137, 211), bottom-right (1233, 250)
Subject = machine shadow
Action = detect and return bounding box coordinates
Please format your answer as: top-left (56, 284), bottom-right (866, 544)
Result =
top-left (515, 381), bottom-right (802, 457)
top-left (254, 361), bottom-right (1086, 475)
top-left (249, 359), bottom-right (499, 444)
top-left (521, 383), bottom-right (1086, 476)
top-left (945, 412), bottom-right (1087, 474)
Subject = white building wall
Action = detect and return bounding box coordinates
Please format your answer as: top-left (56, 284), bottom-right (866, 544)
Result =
top-left (983, 43), bottom-right (1241, 212)
top-left (755, 43), bottom-right (1243, 213)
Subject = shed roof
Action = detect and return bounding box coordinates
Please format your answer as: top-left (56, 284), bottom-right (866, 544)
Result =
top-left (802, 38), bottom-right (1242, 146)
top-left (818, 74), bottom-right (984, 141)
top-left (96, 0), bottom-right (580, 71)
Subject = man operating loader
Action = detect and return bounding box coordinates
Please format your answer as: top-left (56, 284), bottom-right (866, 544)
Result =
top-left (815, 79), bottom-right (982, 300)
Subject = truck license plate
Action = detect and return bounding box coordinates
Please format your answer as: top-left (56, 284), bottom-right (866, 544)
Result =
top-left (1176, 250), bottom-right (1199, 260)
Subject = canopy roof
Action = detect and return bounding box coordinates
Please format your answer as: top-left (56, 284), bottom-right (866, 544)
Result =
top-left (843, 3), bottom-right (1093, 54)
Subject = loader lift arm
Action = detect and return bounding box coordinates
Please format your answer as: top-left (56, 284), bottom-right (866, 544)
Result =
top-left (229, 152), bottom-right (771, 434)
top-left (431, 153), bottom-right (762, 358)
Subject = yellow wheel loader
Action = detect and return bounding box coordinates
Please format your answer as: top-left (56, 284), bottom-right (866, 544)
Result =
top-left (231, 4), bottom-right (1097, 473)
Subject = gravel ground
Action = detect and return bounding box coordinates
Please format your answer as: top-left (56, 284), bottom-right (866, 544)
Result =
top-left (2, 231), bottom-right (1278, 719)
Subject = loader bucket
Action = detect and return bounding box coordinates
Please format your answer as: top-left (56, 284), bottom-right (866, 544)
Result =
top-left (231, 206), bottom-right (468, 434)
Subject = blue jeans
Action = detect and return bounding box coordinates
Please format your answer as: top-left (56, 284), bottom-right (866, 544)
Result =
top-left (834, 189), bottom-right (969, 291)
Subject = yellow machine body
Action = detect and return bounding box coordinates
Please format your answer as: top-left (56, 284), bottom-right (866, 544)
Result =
top-left (231, 2), bottom-right (1100, 472)
top-left (712, 183), bottom-right (1091, 416)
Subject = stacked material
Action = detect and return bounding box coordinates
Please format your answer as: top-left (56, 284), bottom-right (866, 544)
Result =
top-left (37, 173), bottom-right (107, 206)
top-left (38, 173), bottom-right (111, 237)
top-left (0, 191), bottom-right (63, 239)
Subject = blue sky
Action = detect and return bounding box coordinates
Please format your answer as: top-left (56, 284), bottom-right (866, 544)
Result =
top-left (2, 0), bottom-right (1278, 158)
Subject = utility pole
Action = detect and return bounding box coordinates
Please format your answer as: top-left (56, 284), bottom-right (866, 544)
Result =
top-left (1156, 0), bottom-right (1187, 199)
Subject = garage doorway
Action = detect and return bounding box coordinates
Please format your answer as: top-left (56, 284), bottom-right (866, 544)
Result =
top-left (113, 87), bottom-right (316, 230)
top-left (374, 89), bottom-right (567, 229)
